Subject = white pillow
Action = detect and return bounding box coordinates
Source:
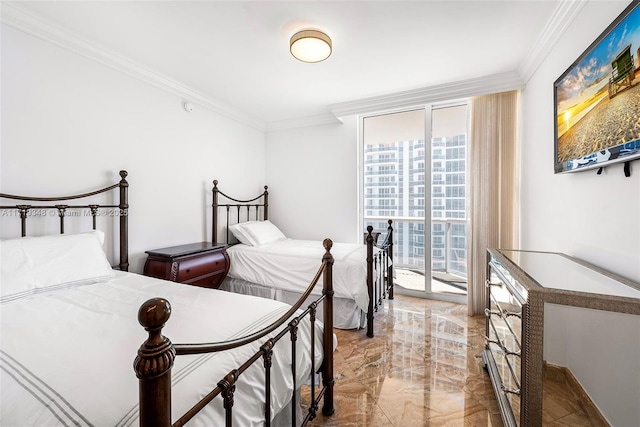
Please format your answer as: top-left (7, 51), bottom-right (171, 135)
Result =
top-left (228, 222), bottom-right (255, 245)
top-left (239, 220), bottom-right (287, 246)
top-left (1, 231), bottom-right (113, 299)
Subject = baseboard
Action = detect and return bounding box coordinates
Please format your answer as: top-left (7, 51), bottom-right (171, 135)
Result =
top-left (543, 362), bottom-right (610, 427)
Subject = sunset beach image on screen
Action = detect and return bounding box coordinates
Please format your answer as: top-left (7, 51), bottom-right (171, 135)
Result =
top-left (554, 1), bottom-right (640, 173)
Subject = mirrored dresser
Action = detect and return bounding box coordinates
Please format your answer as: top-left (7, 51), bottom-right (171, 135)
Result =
top-left (483, 249), bottom-right (640, 427)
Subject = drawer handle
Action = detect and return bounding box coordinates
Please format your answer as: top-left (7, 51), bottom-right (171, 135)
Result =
top-left (504, 310), bottom-right (521, 319)
top-left (485, 308), bottom-right (521, 320)
top-left (484, 337), bottom-right (521, 358)
top-left (484, 336), bottom-right (500, 347)
top-left (186, 269), bottom-right (191, 273)
top-left (485, 279), bottom-right (502, 288)
top-left (501, 385), bottom-right (521, 396)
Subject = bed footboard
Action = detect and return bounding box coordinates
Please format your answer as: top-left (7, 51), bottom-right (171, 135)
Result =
top-left (364, 220), bottom-right (394, 338)
top-left (134, 240), bottom-right (335, 426)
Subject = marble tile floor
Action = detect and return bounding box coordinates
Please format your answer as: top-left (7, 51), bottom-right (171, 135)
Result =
top-left (305, 294), bottom-right (594, 426)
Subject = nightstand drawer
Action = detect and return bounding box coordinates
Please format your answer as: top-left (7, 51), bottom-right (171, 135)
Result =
top-left (189, 271), bottom-right (227, 289)
top-left (177, 252), bottom-right (227, 282)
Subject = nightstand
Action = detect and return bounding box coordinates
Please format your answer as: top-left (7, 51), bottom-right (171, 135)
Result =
top-left (143, 242), bottom-right (229, 289)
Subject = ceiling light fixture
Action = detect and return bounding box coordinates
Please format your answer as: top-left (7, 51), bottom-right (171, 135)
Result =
top-left (290, 29), bottom-right (332, 63)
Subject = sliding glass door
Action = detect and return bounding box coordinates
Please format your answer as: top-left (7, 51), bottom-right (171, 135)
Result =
top-left (361, 103), bottom-right (468, 304)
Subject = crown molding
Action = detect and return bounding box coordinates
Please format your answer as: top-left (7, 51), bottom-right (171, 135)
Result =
top-left (327, 71), bottom-right (525, 119)
top-left (265, 112), bottom-right (340, 132)
top-left (1, 1), bottom-right (586, 132)
top-left (326, 1), bottom-right (588, 121)
top-left (518, 0), bottom-right (588, 83)
top-left (1, 2), bottom-right (266, 131)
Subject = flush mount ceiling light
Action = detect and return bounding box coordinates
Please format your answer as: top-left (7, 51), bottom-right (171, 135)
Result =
top-left (290, 29), bottom-right (332, 63)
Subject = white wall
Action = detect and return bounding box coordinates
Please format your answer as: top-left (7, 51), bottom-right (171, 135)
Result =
top-left (543, 303), bottom-right (640, 425)
top-left (521, 1), bottom-right (640, 284)
top-left (521, 2), bottom-right (640, 425)
top-left (1, 24), bottom-right (266, 272)
top-left (265, 116), bottom-right (358, 244)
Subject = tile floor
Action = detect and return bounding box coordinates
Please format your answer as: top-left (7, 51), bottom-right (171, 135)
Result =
top-left (306, 294), bottom-right (594, 426)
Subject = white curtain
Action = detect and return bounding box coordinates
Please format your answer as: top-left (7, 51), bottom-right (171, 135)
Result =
top-left (468, 91), bottom-right (520, 316)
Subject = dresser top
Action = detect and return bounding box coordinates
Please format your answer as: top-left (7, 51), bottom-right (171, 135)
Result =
top-left (489, 249), bottom-right (640, 302)
top-left (145, 242), bottom-right (226, 257)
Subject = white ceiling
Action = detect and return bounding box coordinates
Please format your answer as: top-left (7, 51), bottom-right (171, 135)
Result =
top-left (3, 1), bottom-right (580, 130)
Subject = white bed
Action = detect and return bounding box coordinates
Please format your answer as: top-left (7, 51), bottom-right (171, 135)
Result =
top-left (211, 180), bottom-right (395, 337)
top-left (223, 236), bottom-right (374, 329)
top-left (0, 227), bottom-right (330, 426)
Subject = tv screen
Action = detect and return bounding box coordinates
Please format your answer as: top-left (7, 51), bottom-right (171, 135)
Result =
top-left (554, 0), bottom-right (640, 173)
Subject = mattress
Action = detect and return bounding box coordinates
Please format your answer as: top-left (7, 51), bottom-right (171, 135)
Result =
top-left (0, 270), bottom-right (325, 426)
top-left (227, 239), bottom-right (372, 313)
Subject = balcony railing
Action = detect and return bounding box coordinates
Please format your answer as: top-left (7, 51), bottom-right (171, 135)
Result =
top-left (364, 146), bottom-right (399, 153)
top-left (364, 170), bottom-right (398, 176)
top-left (364, 216), bottom-right (467, 292)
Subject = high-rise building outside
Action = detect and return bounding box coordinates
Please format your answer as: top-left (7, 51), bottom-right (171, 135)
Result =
top-left (364, 134), bottom-right (468, 286)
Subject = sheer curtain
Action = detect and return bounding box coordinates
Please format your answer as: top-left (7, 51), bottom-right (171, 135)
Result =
top-left (468, 91), bottom-right (520, 316)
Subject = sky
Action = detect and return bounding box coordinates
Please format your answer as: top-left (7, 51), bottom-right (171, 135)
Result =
top-left (556, 2), bottom-right (640, 113)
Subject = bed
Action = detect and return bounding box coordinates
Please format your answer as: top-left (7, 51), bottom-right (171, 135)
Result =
top-left (211, 180), bottom-right (394, 337)
top-left (0, 171), bottom-right (335, 426)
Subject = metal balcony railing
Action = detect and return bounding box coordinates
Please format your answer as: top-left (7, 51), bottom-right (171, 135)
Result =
top-left (364, 216), bottom-right (468, 285)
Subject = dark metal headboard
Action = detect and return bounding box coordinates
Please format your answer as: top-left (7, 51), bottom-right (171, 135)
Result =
top-left (0, 170), bottom-right (129, 271)
top-left (212, 179), bottom-right (268, 244)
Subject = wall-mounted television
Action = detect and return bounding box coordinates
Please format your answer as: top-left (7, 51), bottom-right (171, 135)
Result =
top-left (554, 0), bottom-right (640, 174)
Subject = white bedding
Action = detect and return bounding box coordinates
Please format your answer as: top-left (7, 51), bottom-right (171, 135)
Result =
top-left (227, 239), bottom-right (372, 314)
top-left (0, 270), bottom-right (325, 426)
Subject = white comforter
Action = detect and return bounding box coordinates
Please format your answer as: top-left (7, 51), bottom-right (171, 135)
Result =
top-left (227, 239), bottom-right (371, 313)
top-left (0, 271), bottom-right (324, 426)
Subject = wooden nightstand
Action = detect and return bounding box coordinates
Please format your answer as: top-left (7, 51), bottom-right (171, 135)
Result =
top-left (143, 242), bottom-right (229, 289)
